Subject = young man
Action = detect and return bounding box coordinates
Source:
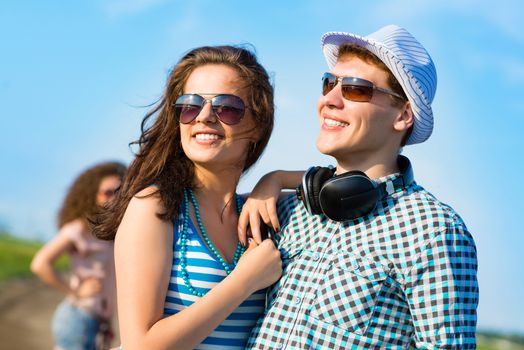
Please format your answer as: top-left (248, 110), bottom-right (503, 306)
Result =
top-left (245, 25), bottom-right (478, 349)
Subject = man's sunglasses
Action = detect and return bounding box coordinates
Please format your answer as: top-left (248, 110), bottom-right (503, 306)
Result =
top-left (174, 93), bottom-right (249, 125)
top-left (322, 72), bottom-right (406, 102)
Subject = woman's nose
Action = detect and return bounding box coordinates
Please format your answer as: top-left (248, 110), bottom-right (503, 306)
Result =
top-left (195, 100), bottom-right (217, 123)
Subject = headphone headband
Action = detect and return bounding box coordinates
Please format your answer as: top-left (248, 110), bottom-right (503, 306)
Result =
top-left (297, 156), bottom-right (414, 222)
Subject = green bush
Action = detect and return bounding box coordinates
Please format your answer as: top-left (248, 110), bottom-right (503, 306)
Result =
top-left (477, 332), bottom-right (524, 350)
top-left (0, 233), bottom-right (68, 281)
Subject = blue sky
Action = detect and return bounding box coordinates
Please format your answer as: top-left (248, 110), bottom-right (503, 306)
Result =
top-left (1, 0), bottom-right (523, 334)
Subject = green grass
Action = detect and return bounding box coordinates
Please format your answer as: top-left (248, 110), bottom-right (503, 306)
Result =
top-left (1, 233), bottom-right (523, 349)
top-left (0, 232), bottom-right (68, 282)
top-left (477, 331), bottom-right (524, 350)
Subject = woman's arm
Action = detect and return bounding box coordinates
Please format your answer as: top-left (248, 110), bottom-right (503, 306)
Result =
top-left (31, 222), bottom-right (102, 298)
top-left (30, 230), bottom-right (76, 295)
top-left (238, 170), bottom-right (304, 245)
top-left (116, 188), bottom-right (281, 350)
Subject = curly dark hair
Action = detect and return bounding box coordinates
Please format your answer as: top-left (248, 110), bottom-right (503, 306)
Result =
top-left (94, 45), bottom-right (275, 241)
top-left (58, 161), bottom-right (126, 228)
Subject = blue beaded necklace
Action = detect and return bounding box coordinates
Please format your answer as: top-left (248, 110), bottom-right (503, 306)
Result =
top-left (180, 187), bottom-right (245, 297)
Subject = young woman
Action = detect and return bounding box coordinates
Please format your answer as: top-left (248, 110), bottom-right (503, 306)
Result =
top-left (94, 45), bottom-right (282, 350)
top-left (31, 161), bottom-right (126, 350)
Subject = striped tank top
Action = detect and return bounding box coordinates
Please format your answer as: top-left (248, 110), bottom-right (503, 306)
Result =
top-left (164, 205), bottom-right (266, 349)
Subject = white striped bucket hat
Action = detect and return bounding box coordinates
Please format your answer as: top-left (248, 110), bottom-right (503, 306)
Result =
top-left (321, 25), bottom-right (436, 145)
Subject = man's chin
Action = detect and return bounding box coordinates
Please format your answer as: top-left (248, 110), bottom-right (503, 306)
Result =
top-left (316, 138), bottom-right (331, 155)
top-left (316, 139), bottom-right (338, 157)
top-left (316, 146), bottom-right (341, 162)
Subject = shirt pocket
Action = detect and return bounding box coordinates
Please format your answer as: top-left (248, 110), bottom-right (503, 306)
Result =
top-left (267, 247), bottom-right (303, 304)
top-left (309, 252), bottom-right (390, 335)
top-left (280, 247), bottom-right (302, 268)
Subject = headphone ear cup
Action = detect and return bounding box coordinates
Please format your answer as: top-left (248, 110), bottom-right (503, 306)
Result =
top-left (319, 170), bottom-right (378, 221)
top-left (307, 167), bottom-right (335, 214)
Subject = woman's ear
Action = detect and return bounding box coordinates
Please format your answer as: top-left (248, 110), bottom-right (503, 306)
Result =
top-left (393, 101), bottom-right (414, 132)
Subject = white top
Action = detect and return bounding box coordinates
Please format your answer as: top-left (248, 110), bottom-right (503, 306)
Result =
top-left (61, 219), bottom-right (115, 320)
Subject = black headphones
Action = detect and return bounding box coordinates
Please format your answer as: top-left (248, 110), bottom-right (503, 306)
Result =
top-left (296, 155), bottom-right (414, 222)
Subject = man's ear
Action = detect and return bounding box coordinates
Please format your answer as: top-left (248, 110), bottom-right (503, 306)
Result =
top-left (393, 101), bottom-right (414, 132)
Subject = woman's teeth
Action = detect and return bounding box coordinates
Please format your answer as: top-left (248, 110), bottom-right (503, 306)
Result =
top-left (325, 118), bottom-right (349, 127)
top-left (195, 133), bottom-right (220, 140)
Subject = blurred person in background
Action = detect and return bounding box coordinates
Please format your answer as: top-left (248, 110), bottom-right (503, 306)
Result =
top-left (31, 161), bottom-right (126, 350)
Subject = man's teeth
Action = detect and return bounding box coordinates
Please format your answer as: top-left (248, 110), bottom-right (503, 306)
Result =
top-left (195, 133), bottom-right (220, 140)
top-left (325, 118), bottom-right (349, 127)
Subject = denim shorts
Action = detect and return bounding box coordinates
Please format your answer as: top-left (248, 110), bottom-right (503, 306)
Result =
top-left (52, 300), bottom-right (100, 350)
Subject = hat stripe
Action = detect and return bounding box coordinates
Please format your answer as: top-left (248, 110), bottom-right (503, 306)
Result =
top-left (382, 53), bottom-right (434, 132)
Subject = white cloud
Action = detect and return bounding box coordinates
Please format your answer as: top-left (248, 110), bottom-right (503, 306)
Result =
top-left (102, 0), bottom-right (168, 18)
top-left (166, 3), bottom-right (215, 43)
top-left (499, 57), bottom-right (524, 84)
top-left (466, 50), bottom-right (524, 84)
top-left (367, 0), bottom-right (524, 42)
top-left (474, 0), bottom-right (524, 42)
top-left (169, 10), bottom-right (199, 34)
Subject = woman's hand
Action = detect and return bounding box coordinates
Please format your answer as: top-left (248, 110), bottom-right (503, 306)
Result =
top-left (238, 170), bottom-right (304, 245)
top-left (238, 171), bottom-right (283, 245)
top-left (233, 239), bottom-right (282, 294)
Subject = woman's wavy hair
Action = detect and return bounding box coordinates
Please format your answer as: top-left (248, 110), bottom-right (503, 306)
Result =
top-left (94, 45), bottom-right (274, 240)
top-left (58, 161), bottom-right (126, 229)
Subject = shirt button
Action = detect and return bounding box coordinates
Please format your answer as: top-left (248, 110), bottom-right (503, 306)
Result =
top-left (352, 262), bottom-right (360, 271)
top-left (276, 344), bottom-right (283, 349)
top-left (313, 253), bottom-right (320, 261)
top-left (294, 297), bottom-right (302, 305)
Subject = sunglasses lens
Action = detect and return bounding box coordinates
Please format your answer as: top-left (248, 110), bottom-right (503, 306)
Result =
top-left (322, 73), bottom-right (337, 96)
top-left (99, 189), bottom-right (116, 197)
top-left (175, 95), bottom-right (204, 124)
top-left (176, 105), bottom-right (203, 123)
top-left (342, 84), bottom-right (374, 102)
top-left (322, 74), bottom-right (375, 102)
top-left (174, 94), bottom-right (246, 125)
top-left (213, 95), bottom-right (245, 125)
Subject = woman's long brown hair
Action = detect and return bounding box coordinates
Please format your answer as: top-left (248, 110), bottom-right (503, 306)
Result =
top-left (93, 45), bottom-right (274, 240)
top-left (58, 161), bottom-right (126, 229)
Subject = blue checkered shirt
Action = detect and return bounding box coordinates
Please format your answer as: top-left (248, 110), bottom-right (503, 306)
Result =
top-left (246, 173), bottom-right (478, 349)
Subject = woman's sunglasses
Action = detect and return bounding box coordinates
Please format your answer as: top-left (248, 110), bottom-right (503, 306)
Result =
top-left (174, 93), bottom-right (249, 125)
top-left (98, 188), bottom-right (117, 198)
top-left (322, 72), bottom-right (406, 102)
